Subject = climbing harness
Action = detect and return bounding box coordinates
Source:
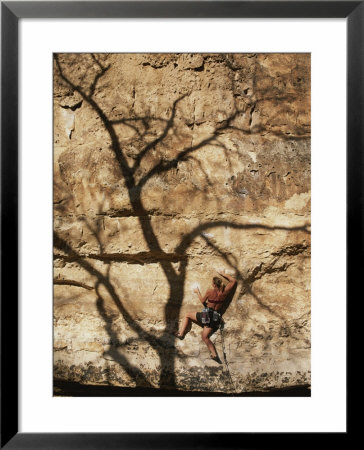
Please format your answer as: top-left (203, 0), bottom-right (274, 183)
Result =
top-left (201, 308), bottom-right (222, 328)
top-left (201, 307), bottom-right (210, 325)
top-left (212, 310), bottom-right (221, 327)
top-left (219, 321), bottom-right (238, 396)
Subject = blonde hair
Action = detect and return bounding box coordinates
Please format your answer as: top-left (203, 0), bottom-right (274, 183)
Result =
top-left (213, 276), bottom-right (224, 292)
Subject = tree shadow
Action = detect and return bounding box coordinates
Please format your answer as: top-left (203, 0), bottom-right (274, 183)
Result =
top-left (95, 285), bottom-right (154, 388)
top-left (53, 53), bottom-right (311, 393)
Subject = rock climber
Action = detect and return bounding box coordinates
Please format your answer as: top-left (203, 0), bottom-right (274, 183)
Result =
top-left (174, 270), bottom-right (237, 363)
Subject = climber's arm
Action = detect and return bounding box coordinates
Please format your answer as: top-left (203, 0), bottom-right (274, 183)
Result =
top-left (194, 288), bottom-right (211, 305)
top-left (218, 270), bottom-right (237, 293)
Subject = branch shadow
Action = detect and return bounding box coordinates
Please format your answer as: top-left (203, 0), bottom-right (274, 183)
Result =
top-left (95, 285), bottom-right (154, 388)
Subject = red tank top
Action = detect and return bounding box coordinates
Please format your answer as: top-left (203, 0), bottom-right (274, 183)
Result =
top-left (207, 288), bottom-right (225, 304)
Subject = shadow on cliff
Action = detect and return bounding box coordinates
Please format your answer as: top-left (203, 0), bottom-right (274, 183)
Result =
top-left (53, 53), bottom-right (310, 393)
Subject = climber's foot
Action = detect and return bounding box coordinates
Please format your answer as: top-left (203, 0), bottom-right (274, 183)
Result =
top-left (210, 354), bottom-right (222, 364)
top-left (174, 332), bottom-right (185, 340)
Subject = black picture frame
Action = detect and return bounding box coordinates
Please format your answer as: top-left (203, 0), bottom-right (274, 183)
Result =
top-left (1, 1), bottom-right (357, 448)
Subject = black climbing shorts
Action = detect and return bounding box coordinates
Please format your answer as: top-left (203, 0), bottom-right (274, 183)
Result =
top-left (196, 308), bottom-right (221, 329)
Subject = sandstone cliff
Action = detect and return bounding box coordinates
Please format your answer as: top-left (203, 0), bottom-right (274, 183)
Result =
top-left (53, 53), bottom-right (311, 394)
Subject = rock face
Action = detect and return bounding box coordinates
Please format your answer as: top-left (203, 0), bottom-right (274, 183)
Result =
top-left (53, 53), bottom-right (311, 394)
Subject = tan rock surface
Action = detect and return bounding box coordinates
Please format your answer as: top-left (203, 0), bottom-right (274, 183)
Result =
top-left (53, 53), bottom-right (311, 393)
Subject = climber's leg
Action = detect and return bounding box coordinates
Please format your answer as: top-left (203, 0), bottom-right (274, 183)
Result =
top-left (201, 327), bottom-right (217, 358)
top-left (177, 312), bottom-right (198, 337)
